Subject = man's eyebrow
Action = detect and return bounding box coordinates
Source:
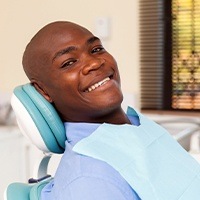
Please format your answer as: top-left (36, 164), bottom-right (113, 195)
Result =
top-left (52, 46), bottom-right (77, 63)
top-left (86, 36), bottom-right (100, 45)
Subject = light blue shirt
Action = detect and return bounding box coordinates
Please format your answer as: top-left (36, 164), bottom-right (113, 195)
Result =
top-left (41, 113), bottom-right (141, 200)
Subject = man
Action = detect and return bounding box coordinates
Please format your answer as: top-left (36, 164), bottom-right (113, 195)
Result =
top-left (23, 21), bottom-right (140, 199)
top-left (22, 21), bottom-right (130, 125)
top-left (22, 21), bottom-right (200, 200)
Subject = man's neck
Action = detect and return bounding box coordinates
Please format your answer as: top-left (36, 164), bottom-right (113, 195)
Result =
top-left (90, 107), bottom-right (131, 125)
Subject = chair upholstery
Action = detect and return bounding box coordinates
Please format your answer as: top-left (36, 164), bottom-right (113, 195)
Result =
top-left (11, 84), bottom-right (66, 153)
top-left (5, 178), bottom-right (52, 200)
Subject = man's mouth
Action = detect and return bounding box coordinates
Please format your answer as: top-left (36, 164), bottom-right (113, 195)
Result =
top-left (85, 77), bottom-right (111, 92)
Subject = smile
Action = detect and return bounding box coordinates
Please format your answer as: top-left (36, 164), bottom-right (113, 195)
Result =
top-left (85, 77), bottom-right (111, 92)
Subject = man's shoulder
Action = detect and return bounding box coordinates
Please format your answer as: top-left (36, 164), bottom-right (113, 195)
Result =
top-left (42, 147), bottom-right (137, 200)
top-left (54, 147), bottom-right (133, 190)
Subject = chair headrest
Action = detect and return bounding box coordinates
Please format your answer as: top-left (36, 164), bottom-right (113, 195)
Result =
top-left (11, 83), bottom-right (66, 154)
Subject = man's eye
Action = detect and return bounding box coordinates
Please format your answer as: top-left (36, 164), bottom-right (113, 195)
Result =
top-left (61, 60), bottom-right (76, 68)
top-left (91, 47), bottom-right (105, 53)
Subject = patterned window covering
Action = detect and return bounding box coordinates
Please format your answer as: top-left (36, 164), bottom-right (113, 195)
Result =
top-left (140, 0), bottom-right (200, 111)
top-left (172, 0), bottom-right (200, 109)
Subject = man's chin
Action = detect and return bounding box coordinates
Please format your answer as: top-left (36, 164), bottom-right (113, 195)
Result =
top-left (96, 95), bottom-right (123, 112)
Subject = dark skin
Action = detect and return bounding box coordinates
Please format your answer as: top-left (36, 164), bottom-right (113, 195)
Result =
top-left (23, 21), bottom-right (131, 125)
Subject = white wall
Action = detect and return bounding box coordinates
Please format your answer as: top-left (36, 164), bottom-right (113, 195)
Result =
top-left (0, 0), bottom-right (140, 106)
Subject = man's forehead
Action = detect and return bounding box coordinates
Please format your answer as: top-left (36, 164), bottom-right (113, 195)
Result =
top-left (34, 22), bottom-right (92, 52)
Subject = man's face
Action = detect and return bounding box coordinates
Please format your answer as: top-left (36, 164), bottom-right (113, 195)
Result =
top-left (37, 23), bottom-right (123, 122)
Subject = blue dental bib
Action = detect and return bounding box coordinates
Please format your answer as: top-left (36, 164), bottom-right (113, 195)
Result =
top-left (73, 108), bottom-right (200, 200)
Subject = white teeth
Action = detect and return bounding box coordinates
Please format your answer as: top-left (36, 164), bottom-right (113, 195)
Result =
top-left (86, 77), bottom-right (110, 92)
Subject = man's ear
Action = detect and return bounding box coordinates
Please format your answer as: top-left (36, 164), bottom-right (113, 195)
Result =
top-left (31, 81), bottom-right (53, 103)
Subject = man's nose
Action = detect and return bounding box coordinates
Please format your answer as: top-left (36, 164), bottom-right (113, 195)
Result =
top-left (82, 56), bottom-right (105, 75)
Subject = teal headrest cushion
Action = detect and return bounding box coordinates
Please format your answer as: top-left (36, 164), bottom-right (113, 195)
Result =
top-left (11, 83), bottom-right (66, 154)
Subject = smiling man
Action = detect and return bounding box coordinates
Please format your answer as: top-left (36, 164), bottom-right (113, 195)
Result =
top-left (22, 21), bottom-right (140, 200)
top-left (23, 21), bottom-right (129, 125)
top-left (21, 21), bottom-right (200, 200)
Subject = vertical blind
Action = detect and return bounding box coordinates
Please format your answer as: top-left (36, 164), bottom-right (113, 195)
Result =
top-left (140, 0), bottom-right (165, 110)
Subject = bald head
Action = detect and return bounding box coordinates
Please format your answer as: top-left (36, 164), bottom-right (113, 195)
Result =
top-left (22, 21), bottom-right (90, 82)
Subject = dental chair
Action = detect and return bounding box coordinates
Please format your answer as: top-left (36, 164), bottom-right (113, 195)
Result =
top-left (5, 83), bottom-right (66, 200)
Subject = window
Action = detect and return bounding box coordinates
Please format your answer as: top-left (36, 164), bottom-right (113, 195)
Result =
top-left (140, 0), bottom-right (200, 111)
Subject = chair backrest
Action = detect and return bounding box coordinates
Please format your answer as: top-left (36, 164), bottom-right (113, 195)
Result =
top-left (11, 83), bottom-right (66, 153)
top-left (5, 83), bottom-right (66, 200)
